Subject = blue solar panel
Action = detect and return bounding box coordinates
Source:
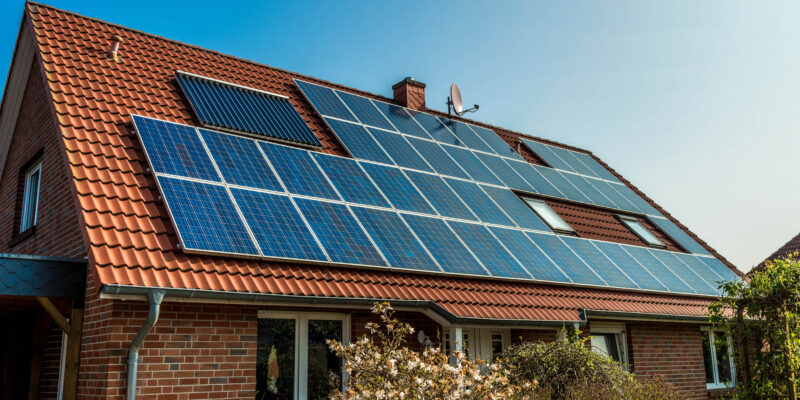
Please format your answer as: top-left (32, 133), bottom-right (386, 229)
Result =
top-left (623, 245), bottom-right (694, 294)
top-left (439, 118), bottom-right (494, 153)
top-left (293, 198), bottom-right (386, 266)
top-left (350, 206), bottom-right (439, 272)
top-left (488, 227), bottom-right (569, 282)
top-left (561, 173), bottom-right (617, 209)
top-left (359, 162), bottom-right (435, 214)
top-left (295, 80), bottom-right (356, 122)
top-left (570, 151), bottom-right (620, 182)
top-left (533, 166), bottom-right (592, 204)
top-left (177, 73), bottom-right (321, 147)
top-left (199, 129), bottom-right (282, 191)
top-left (650, 217), bottom-right (711, 255)
top-left (443, 146), bottom-right (503, 185)
top-left (259, 142), bottom-right (340, 200)
top-left (448, 221), bottom-right (529, 279)
top-left (649, 249), bottom-right (717, 294)
top-left (324, 118), bottom-right (392, 164)
top-left (590, 179), bottom-right (639, 212)
top-left (231, 188), bottom-right (327, 261)
top-left (132, 115), bottom-right (220, 181)
top-left (401, 214), bottom-right (485, 276)
top-left (592, 241), bottom-right (667, 291)
top-left (157, 176), bottom-right (258, 255)
top-left (481, 186), bottom-right (550, 231)
top-left (697, 256), bottom-right (740, 283)
top-left (548, 146), bottom-right (596, 177)
top-left (404, 171), bottom-right (476, 220)
top-left (505, 161), bottom-right (564, 198)
top-left (411, 112), bottom-right (462, 146)
top-left (673, 253), bottom-right (727, 292)
top-left (336, 90), bottom-right (395, 130)
top-left (473, 153), bottom-right (535, 192)
top-left (407, 137), bottom-right (470, 179)
top-left (611, 183), bottom-right (660, 216)
top-left (520, 138), bottom-right (575, 172)
top-left (527, 232), bottom-right (605, 286)
top-left (444, 179), bottom-right (513, 226)
top-left (370, 100), bottom-right (431, 139)
top-left (367, 128), bottom-right (433, 172)
top-left (467, 124), bottom-right (524, 161)
top-left (312, 153), bottom-right (389, 208)
top-left (559, 236), bottom-right (637, 288)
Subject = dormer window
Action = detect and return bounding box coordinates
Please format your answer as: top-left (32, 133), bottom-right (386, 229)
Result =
top-left (20, 160), bottom-right (42, 233)
top-left (523, 198), bottom-right (574, 234)
top-left (618, 215), bottom-right (665, 248)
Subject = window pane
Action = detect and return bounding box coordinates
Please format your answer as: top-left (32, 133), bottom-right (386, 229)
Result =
top-left (257, 319), bottom-right (295, 400)
top-left (21, 167), bottom-right (41, 232)
top-left (591, 334), bottom-right (620, 362)
top-left (307, 319), bottom-right (343, 400)
top-left (490, 333), bottom-right (503, 361)
top-left (524, 199), bottom-right (574, 233)
top-left (620, 216), bottom-right (664, 247)
top-left (701, 330), bottom-right (715, 384)
top-left (715, 334), bottom-right (733, 384)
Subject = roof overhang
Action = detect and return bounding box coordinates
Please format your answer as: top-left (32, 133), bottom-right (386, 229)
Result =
top-left (0, 253), bottom-right (87, 298)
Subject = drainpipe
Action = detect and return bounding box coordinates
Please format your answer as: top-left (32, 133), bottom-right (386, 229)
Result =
top-left (127, 289), bottom-right (165, 400)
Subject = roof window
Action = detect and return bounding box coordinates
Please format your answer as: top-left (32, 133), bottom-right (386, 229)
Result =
top-left (618, 215), bottom-right (666, 248)
top-left (523, 198), bottom-right (574, 234)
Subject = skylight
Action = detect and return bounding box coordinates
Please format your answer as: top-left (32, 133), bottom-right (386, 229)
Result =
top-left (618, 215), bottom-right (666, 248)
top-left (523, 198), bottom-right (574, 234)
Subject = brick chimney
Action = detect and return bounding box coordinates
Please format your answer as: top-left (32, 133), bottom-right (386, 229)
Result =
top-left (392, 77), bottom-right (426, 111)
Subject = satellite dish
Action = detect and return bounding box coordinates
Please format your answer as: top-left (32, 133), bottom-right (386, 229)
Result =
top-left (450, 83), bottom-right (463, 115)
top-left (447, 83), bottom-right (480, 116)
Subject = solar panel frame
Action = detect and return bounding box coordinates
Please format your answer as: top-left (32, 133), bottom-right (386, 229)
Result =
top-left (548, 145), bottom-right (596, 177)
top-left (488, 227), bottom-right (570, 282)
top-left (401, 214), bottom-right (487, 276)
top-left (520, 138), bottom-right (575, 172)
top-left (258, 141), bottom-right (340, 200)
top-left (590, 178), bottom-right (639, 212)
top-left (570, 151), bottom-right (621, 182)
top-left (649, 249), bottom-right (718, 294)
top-left (295, 79), bottom-right (357, 122)
top-left (559, 236), bottom-right (638, 289)
top-left (293, 197), bottom-right (387, 267)
top-left (132, 115), bottom-right (221, 182)
top-left (443, 146), bottom-right (504, 186)
top-left (697, 256), bottom-right (741, 283)
top-left (370, 100), bottom-right (431, 139)
top-left (312, 153), bottom-right (390, 208)
top-left (366, 128), bottom-right (433, 172)
top-left (444, 179), bottom-right (514, 226)
top-left (466, 124), bottom-right (525, 161)
top-left (527, 232), bottom-right (606, 286)
top-left (611, 183), bottom-right (661, 216)
top-left (481, 186), bottom-right (551, 232)
top-left (473, 153), bottom-right (535, 192)
top-left (406, 137), bottom-right (471, 179)
top-left (533, 166), bottom-right (593, 204)
top-left (404, 171), bottom-right (477, 221)
top-left (560, 172), bottom-right (617, 209)
top-left (199, 128), bottom-right (282, 191)
top-left (335, 90), bottom-right (396, 131)
top-left (505, 162), bottom-right (565, 198)
top-left (323, 118), bottom-right (393, 164)
top-left (447, 221), bottom-right (531, 279)
top-left (359, 162), bottom-right (435, 214)
top-left (673, 252), bottom-right (728, 292)
top-left (411, 112), bottom-right (462, 146)
top-left (650, 217), bottom-right (711, 255)
top-left (439, 118), bottom-right (494, 153)
top-left (593, 241), bottom-right (668, 291)
top-left (622, 245), bottom-right (695, 294)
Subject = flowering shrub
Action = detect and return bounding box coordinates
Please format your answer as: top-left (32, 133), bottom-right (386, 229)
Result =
top-left (327, 302), bottom-right (540, 400)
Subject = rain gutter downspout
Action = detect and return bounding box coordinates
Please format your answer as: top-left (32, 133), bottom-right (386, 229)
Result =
top-left (127, 289), bottom-right (165, 400)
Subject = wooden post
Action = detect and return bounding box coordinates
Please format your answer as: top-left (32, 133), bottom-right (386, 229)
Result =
top-left (61, 306), bottom-right (83, 400)
top-left (27, 312), bottom-right (50, 400)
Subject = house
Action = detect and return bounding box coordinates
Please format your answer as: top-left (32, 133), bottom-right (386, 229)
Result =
top-left (0, 3), bottom-right (746, 399)
top-left (756, 232), bottom-right (800, 272)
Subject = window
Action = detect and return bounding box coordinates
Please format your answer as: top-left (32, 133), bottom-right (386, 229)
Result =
top-left (701, 328), bottom-right (735, 389)
top-left (523, 198), bottom-right (574, 234)
top-left (444, 328), bottom-right (508, 362)
top-left (617, 215), bottom-right (665, 248)
top-left (257, 311), bottom-right (349, 400)
top-left (589, 322), bottom-right (628, 368)
top-left (20, 160), bottom-right (42, 233)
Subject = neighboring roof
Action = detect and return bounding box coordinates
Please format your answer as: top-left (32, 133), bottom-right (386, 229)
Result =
top-left (754, 232), bottom-right (800, 273)
top-left (18, 2), bottom-right (740, 321)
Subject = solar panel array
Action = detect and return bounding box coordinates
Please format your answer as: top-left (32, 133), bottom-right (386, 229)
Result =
top-left (296, 80), bottom-right (710, 255)
top-left (133, 114), bottom-right (737, 296)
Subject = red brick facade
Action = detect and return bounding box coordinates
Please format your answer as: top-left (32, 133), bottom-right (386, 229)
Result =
top-left (392, 78), bottom-right (426, 111)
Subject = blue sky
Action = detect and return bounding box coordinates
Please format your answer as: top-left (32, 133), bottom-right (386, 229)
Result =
top-left (1, 1), bottom-right (798, 271)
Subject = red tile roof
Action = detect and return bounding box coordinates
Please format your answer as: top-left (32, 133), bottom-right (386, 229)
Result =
top-left (24, 2), bottom-right (737, 321)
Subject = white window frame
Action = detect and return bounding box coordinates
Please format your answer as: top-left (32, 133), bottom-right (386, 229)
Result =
top-left (56, 330), bottom-right (67, 400)
top-left (617, 215), bottom-right (666, 248)
top-left (257, 310), bottom-right (350, 400)
top-left (701, 327), bottom-right (736, 390)
top-left (523, 198), bottom-right (575, 234)
top-left (444, 327), bottom-right (509, 362)
top-left (589, 322), bottom-right (629, 370)
top-left (20, 160), bottom-right (42, 233)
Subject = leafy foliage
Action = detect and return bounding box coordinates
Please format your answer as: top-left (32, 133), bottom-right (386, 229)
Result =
top-left (709, 253), bottom-right (800, 399)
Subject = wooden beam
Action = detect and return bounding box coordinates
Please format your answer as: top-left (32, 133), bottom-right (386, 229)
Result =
top-left (35, 296), bottom-right (69, 335)
top-left (61, 307), bottom-right (83, 400)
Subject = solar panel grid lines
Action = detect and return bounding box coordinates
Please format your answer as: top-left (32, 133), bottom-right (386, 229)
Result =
top-left (548, 145), bottom-right (597, 177)
top-left (534, 166), bottom-right (592, 204)
top-left (520, 138), bottom-right (575, 172)
top-left (358, 162), bottom-right (436, 214)
top-left (488, 226), bottom-right (571, 282)
top-left (591, 241), bottom-right (668, 292)
top-left (466, 124), bottom-right (525, 161)
top-left (570, 151), bottom-right (621, 182)
top-left (650, 217), bottom-right (712, 255)
top-left (439, 118), bottom-right (495, 153)
top-left (480, 186), bottom-right (551, 232)
top-left (648, 249), bottom-right (718, 295)
top-left (411, 112), bottom-right (463, 146)
top-left (406, 136), bottom-right (471, 179)
top-left (560, 172), bottom-right (618, 209)
top-left (404, 170), bottom-right (478, 221)
top-left (622, 245), bottom-right (696, 294)
top-left (697, 256), bottom-right (741, 283)
top-left (473, 152), bottom-right (535, 192)
top-left (446, 221), bottom-right (532, 279)
top-left (507, 162), bottom-right (565, 199)
top-left (444, 178), bottom-right (515, 226)
top-left (258, 141), bottom-right (341, 201)
top-left (366, 128), bottom-right (434, 172)
top-left (335, 89), bottom-right (396, 131)
top-left (400, 214), bottom-right (488, 276)
top-left (369, 99), bottom-right (432, 139)
top-left (559, 236), bottom-right (639, 289)
top-left (526, 232), bottom-right (607, 286)
top-left (294, 79), bottom-right (357, 122)
top-left (443, 146), bottom-right (504, 186)
top-left (673, 253), bottom-right (726, 292)
top-left (590, 179), bottom-right (639, 213)
top-left (199, 129), bottom-right (283, 191)
top-left (131, 115), bottom-right (222, 182)
top-left (322, 117), bottom-right (393, 164)
top-left (312, 153), bottom-right (390, 208)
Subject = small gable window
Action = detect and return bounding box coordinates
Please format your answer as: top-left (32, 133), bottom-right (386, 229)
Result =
top-left (20, 160), bottom-right (42, 233)
top-left (523, 198), bottom-right (574, 234)
top-left (617, 215), bottom-right (665, 248)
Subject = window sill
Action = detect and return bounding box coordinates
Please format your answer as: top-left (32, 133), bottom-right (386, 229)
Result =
top-left (707, 386), bottom-right (734, 398)
top-left (8, 226), bottom-right (36, 248)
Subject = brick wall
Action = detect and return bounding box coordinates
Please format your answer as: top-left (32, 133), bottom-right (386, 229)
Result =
top-left (628, 322), bottom-right (708, 400)
top-left (38, 324), bottom-right (65, 399)
top-left (0, 61), bottom-right (85, 258)
top-left (350, 310), bottom-right (442, 352)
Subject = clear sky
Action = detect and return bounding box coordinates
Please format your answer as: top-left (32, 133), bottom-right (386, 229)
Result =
top-left (1, 1), bottom-right (798, 272)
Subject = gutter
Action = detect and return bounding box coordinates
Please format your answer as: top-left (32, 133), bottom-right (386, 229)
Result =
top-left (102, 284), bottom-right (575, 327)
top-left (127, 289), bottom-right (164, 400)
top-left (581, 309), bottom-right (711, 323)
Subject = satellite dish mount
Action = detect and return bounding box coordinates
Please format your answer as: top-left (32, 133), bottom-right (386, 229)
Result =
top-left (447, 83), bottom-right (479, 116)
